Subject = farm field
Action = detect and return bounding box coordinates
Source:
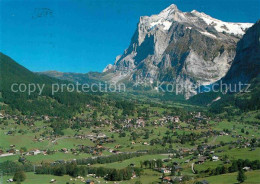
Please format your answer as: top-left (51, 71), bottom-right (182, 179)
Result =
top-left (190, 170), bottom-right (260, 184)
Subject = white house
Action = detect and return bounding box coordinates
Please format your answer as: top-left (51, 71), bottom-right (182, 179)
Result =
top-left (212, 156), bottom-right (219, 161)
top-left (161, 168), bottom-right (171, 174)
top-left (7, 178), bottom-right (13, 182)
top-left (243, 167), bottom-right (251, 171)
top-left (97, 133), bottom-right (107, 139)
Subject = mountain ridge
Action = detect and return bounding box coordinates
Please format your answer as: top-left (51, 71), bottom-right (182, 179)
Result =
top-left (222, 20), bottom-right (260, 85)
top-left (102, 4), bottom-right (253, 98)
top-left (38, 70), bottom-right (102, 84)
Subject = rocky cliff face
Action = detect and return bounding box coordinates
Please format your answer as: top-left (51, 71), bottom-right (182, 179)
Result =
top-left (103, 4), bottom-right (253, 98)
top-left (222, 20), bottom-right (260, 85)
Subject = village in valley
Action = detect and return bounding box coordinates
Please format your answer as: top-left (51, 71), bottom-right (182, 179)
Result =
top-left (0, 101), bottom-right (259, 184)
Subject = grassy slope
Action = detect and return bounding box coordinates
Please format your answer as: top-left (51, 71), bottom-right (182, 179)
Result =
top-left (191, 170), bottom-right (260, 184)
top-left (3, 170), bottom-right (161, 184)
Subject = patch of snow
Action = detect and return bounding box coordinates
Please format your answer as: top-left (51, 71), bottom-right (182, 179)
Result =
top-left (150, 19), bottom-right (172, 30)
top-left (199, 31), bottom-right (217, 38)
top-left (162, 20), bottom-right (172, 30)
top-left (191, 10), bottom-right (253, 35)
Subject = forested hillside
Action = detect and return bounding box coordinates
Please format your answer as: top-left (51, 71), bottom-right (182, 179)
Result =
top-left (0, 53), bottom-right (105, 117)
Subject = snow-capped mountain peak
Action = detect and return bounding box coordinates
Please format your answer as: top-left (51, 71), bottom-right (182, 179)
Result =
top-left (136, 4), bottom-right (252, 46)
top-left (102, 4), bottom-right (255, 98)
top-left (158, 4), bottom-right (179, 18)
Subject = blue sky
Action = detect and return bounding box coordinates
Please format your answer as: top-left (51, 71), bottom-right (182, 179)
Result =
top-left (0, 0), bottom-right (259, 73)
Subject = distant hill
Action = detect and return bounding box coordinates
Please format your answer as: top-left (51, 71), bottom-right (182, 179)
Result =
top-left (38, 70), bottom-right (103, 84)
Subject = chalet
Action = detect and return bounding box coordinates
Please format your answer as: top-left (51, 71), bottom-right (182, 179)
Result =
top-left (42, 150), bottom-right (48, 155)
top-left (219, 131), bottom-right (228, 136)
top-left (182, 148), bottom-right (190, 153)
top-left (173, 116), bottom-right (180, 123)
top-left (7, 178), bottom-right (13, 182)
top-left (171, 176), bottom-right (183, 183)
top-left (44, 116), bottom-right (50, 121)
top-left (114, 144), bottom-right (121, 149)
top-left (8, 149), bottom-right (16, 154)
top-left (10, 145), bottom-right (16, 148)
top-left (136, 118), bottom-right (145, 127)
top-left (243, 167), bottom-right (251, 171)
top-left (212, 156), bottom-right (219, 161)
top-left (75, 135), bottom-right (85, 139)
top-left (162, 176), bottom-right (171, 183)
top-left (50, 179), bottom-right (56, 183)
top-left (96, 145), bottom-right (104, 149)
top-left (29, 150), bottom-right (41, 155)
top-left (97, 133), bottom-right (107, 139)
top-left (70, 148), bottom-right (77, 154)
top-left (38, 138), bottom-right (44, 142)
top-left (174, 165), bottom-right (183, 172)
top-left (197, 157), bottom-right (206, 164)
top-left (161, 168), bottom-right (171, 174)
top-left (244, 142), bottom-right (251, 148)
top-left (86, 133), bottom-right (96, 139)
top-left (86, 180), bottom-right (94, 184)
top-left (131, 171), bottom-right (137, 179)
top-left (112, 150), bottom-right (120, 154)
top-left (61, 148), bottom-right (68, 153)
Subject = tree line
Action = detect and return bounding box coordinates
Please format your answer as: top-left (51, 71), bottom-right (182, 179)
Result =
top-left (75, 149), bottom-right (170, 165)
